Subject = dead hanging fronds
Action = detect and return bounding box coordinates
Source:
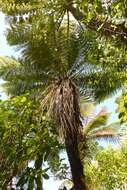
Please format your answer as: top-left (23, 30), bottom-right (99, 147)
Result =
top-left (40, 77), bottom-right (82, 139)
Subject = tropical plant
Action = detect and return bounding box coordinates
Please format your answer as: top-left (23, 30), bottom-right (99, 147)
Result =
top-left (83, 106), bottom-right (120, 141)
top-left (0, 1), bottom-right (127, 190)
top-left (79, 104), bottom-right (121, 161)
top-left (0, 27), bottom-right (126, 190)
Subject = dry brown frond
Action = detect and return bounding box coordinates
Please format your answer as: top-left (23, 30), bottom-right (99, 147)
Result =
top-left (40, 77), bottom-right (82, 139)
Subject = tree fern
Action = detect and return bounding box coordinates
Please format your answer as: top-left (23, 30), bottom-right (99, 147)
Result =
top-left (0, 1), bottom-right (126, 189)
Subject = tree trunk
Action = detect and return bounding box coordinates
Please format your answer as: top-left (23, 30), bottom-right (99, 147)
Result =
top-left (65, 134), bottom-right (87, 190)
top-left (36, 173), bottom-right (43, 190)
top-left (35, 154), bottom-right (43, 190)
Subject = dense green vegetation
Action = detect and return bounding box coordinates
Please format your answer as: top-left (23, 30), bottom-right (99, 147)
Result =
top-left (85, 144), bottom-right (127, 190)
top-left (0, 94), bottom-right (66, 189)
top-left (0, 0), bottom-right (127, 190)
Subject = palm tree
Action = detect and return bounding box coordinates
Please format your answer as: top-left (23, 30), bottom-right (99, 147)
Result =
top-left (80, 105), bottom-right (120, 160)
top-left (0, 7), bottom-right (127, 190)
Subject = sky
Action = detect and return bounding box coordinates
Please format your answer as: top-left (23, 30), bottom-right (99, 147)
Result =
top-left (0, 11), bottom-right (120, 190)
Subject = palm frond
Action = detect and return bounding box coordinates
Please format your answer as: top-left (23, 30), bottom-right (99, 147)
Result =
top-left (84, 113), bottom-right (109, 135)
top-left (81, 104), bottom-right (121, 143)
top-left (0, 56), bottom-right (56, 80)
top-left (6, 12), bottom-right (84, 75)
top-left (87, 122), bottom-right (121, 143)
top-left (69, 29), bottom-right (97, 78)
top-left (0, 57), bottom-right (20, 80)
top-left (88, 130), bottom-right (119, 142)
top-left (2, 80), bottom-right (43, 96)
top-left (76, 70), bottom-right (127, 101)
top-left (0, 56), bottom-right (53, 96)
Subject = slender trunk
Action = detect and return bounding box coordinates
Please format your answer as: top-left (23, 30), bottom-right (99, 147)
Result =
top-left (36, 174), bottom-right (43, 190)
top-left (65, 134), bottom-right (87, 190)
top-left (35, 154), bottom-right (43, 190)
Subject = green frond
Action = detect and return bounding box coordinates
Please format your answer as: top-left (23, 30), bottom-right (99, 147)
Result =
top-left (76, 70), bottom-right (127, 101)
top-left (0, 56), bottom-right (53, 96)
top-left (88, 130), bottom-right (119, 142)
top-left (87, 122), bottom-right (121, 142)
top-left (0, 56), bottom-right (56, 80)
top-left (0, 56), bottom-right (20, 80)
top-left (2, 80), bottom-right (43, 96)
top-left (6, 18), bottom-right (84, 76)
top-left (89, 122), bottom-right (120, 134)
top-left (84, 113), bottom-right (109, 135)
top-left (82, 104), bottom-right (121, 143)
